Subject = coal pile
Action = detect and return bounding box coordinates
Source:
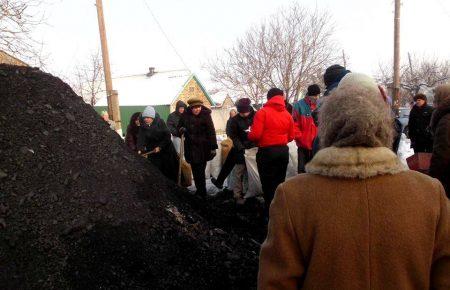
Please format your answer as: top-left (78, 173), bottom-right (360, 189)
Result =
top-left (0, 65), bottom-right (258, 289)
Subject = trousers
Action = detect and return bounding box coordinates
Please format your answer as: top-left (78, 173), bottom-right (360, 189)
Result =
top-left (190, 162), bottom-right (207, 195)
top-left (256, 146), bottom-right (289, 215)
top-left (297, 147), bottom-right (313, 174)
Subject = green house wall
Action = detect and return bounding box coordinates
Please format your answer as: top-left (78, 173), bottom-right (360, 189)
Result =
top-left (95, 105), bottom-right (170, 136)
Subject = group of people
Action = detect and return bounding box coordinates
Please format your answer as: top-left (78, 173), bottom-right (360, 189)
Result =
top-left (120, 64), bottom-right (449, 212)
top-left (124, 97), bottom-right (218, 197)
top-left (256, 71), bottom-right (450, 289)
top-left (111, 63), bottom-right (450, 289)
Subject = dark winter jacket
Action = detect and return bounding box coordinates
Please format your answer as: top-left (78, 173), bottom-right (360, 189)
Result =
top-left (167, 100), bottom-right (187, 136)
top-left (229, 108), bottom-right (256, 164)
top-left (429, 99), bottom-right (450, 196)
top-left (177, 106), bottom-right (218, 164)
top-left (125, 112), bottom-right (141, 152)
top-left (226, 118), bottom-right (233, 136)
top-left (392, 118), bottom-right (403, 153)
top-left (248, 95), bottom-right (295, 148)
top-left (408, 104), bottom-right (434, 152)
top-left (137, 114), bottom-right (178, 181)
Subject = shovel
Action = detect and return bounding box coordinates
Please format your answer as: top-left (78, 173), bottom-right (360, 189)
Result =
top-left (177, 134), bottom-right (185, 186)
top-left (140, 148), bottom-right (157, 158)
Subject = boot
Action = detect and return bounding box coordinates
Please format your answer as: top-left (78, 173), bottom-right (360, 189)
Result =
top-left (211, 177), bottom-right (223, 189)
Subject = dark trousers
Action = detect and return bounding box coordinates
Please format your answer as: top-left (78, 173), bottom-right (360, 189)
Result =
top-left (216, 148), bottom-right (237, 186)
top-left (256, 146), bottom-right (289, 215)
top-left (191, 162), bottom-right (207, 195)
top-left (298, 147), bottom-right (313, 174)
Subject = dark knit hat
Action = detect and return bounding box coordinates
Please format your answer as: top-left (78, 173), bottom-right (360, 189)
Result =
top-left (175, 100), bottom-right (187, 110)
top-left (413, 93), bottom-right (427, 102)
top-left (236, 98), bottom-right (251, 113)
top-left (267, 88), bottom-right (284, 100)
top-left (323, 64), bottom-right (351, 88)
top-left (307, 84), bottom-right (321, 96)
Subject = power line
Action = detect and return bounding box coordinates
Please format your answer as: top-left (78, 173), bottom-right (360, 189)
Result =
top-left (141, 0), bottom-right (191, 72)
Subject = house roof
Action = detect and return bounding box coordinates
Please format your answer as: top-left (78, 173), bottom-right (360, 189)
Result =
top-left (96, 70), bottom-right (214, 107)
top-left (210, 91), bottom-right (229, 104)
top-left (0, 50), bottom-right (28, 66)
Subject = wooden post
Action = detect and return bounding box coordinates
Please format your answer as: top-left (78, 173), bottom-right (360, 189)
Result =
top-left (393, 0), bottom-right (401, 112)
top-left (342, 50), bottom-right (347, 68)
top-left (96, 0), bottom-right (121, 132)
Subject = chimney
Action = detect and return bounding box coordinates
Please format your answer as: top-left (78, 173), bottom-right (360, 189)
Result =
top-left (147, 67), bottom-right (155, 77)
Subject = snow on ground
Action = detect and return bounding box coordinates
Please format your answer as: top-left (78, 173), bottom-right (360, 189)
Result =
top-left (397, 134), bottom-right (415, 166)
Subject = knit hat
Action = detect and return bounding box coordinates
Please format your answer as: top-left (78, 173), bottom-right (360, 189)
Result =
top-left (319, 73), bottom-right (393, 149)
top-left (187, 97), bottom-right (203, 107)
top-left (142, 106), bottom-right (156, 118)
top-left (100, 110), bottom-right (108, 116)
top-left (236, 98), bottom-right (251, 113)
top-left (267, 88), bottom-right (284, 100)
top-left (175, 100), bottom-right (187, 110)
top-left (307, 84), bottom-right (321, 96)
top-left (323, 64), bottom-right (351, 88)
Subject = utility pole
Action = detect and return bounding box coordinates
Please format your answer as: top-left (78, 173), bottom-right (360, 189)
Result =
top-left (407, 52), bottom-right (417, 95)
top-left (342, 50), bottom-right (347, 68)
top-left (393, 0), bottom-right (401, 111)
top-left (96, 0), bottom-right (121, 132)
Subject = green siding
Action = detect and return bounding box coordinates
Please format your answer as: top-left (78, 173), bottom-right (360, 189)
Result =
top-left (95, 105), bottom-right (170, 136)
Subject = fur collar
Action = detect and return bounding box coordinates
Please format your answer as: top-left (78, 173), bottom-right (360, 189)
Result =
top-left (305, 146), bottom-right (407, 179)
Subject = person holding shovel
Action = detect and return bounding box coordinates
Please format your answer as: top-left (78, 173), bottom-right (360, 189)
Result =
top-left (137, 106), bottom-right (178, 182)
top-left (177, 97), bottom-right (218, 198)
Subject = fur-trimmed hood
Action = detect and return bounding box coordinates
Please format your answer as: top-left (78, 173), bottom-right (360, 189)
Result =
top-left (305, 146), bottom-right (407, 179)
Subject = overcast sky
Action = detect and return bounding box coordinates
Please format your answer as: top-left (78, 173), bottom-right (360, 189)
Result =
top-left (36, 0), bottom-right (450, 89)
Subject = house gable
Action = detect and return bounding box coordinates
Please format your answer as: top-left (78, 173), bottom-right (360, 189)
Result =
top-left (170, 74), bottom-right (215, 111)
top-left (221, 95), bottom-right (235, 109)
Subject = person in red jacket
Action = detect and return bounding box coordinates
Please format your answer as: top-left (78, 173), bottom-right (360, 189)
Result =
top-left (248, 88), bottom-right (294, 217)
top-left (293, 84), bottom-right (320, 173)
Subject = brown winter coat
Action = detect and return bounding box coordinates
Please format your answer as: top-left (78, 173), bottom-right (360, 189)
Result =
top-left (177, 105), bottom-right (218, 164)
top-left (258, 146), bottom-right (450, 290)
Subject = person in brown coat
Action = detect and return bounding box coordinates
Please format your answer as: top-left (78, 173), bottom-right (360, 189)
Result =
top-left (258, 73), bottom-right (450, 290)
top-left (177, 97), bottom-right (218, 197)
top-left (430, 83), bottom-right (450, 196)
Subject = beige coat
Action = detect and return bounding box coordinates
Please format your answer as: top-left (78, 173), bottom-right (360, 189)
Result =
top-left (258, 146), bottom-right (450, 290)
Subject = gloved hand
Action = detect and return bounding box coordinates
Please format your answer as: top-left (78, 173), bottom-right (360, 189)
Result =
top-left (208, 149), bottom-right (217, 160)
top-left (179, 127), bottom-right (187, 135)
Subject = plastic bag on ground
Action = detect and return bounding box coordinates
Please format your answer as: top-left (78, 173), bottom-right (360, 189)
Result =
top-left (244, 141), bottom-right (298, 198)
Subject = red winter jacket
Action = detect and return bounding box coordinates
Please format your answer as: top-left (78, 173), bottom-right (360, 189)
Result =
top-left (293, 97), bottom-right (318, 150)
top-left (248, 96), bottom-right (295, 147)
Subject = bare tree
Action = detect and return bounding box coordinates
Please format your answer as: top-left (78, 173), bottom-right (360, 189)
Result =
top-left (71, 51), bottom-right (105, 106)
top-left (0, 0), bottom-right (45, 64)
top-left (376, 55), bottom-right (450, 105)
top-left (208, 3), bottom-right (337, 104)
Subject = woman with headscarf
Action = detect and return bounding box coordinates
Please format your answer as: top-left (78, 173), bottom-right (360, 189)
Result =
top-left (125, 112), bottom-right (141, 152)
top-left (258, 73), bottom-right (450, 290)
